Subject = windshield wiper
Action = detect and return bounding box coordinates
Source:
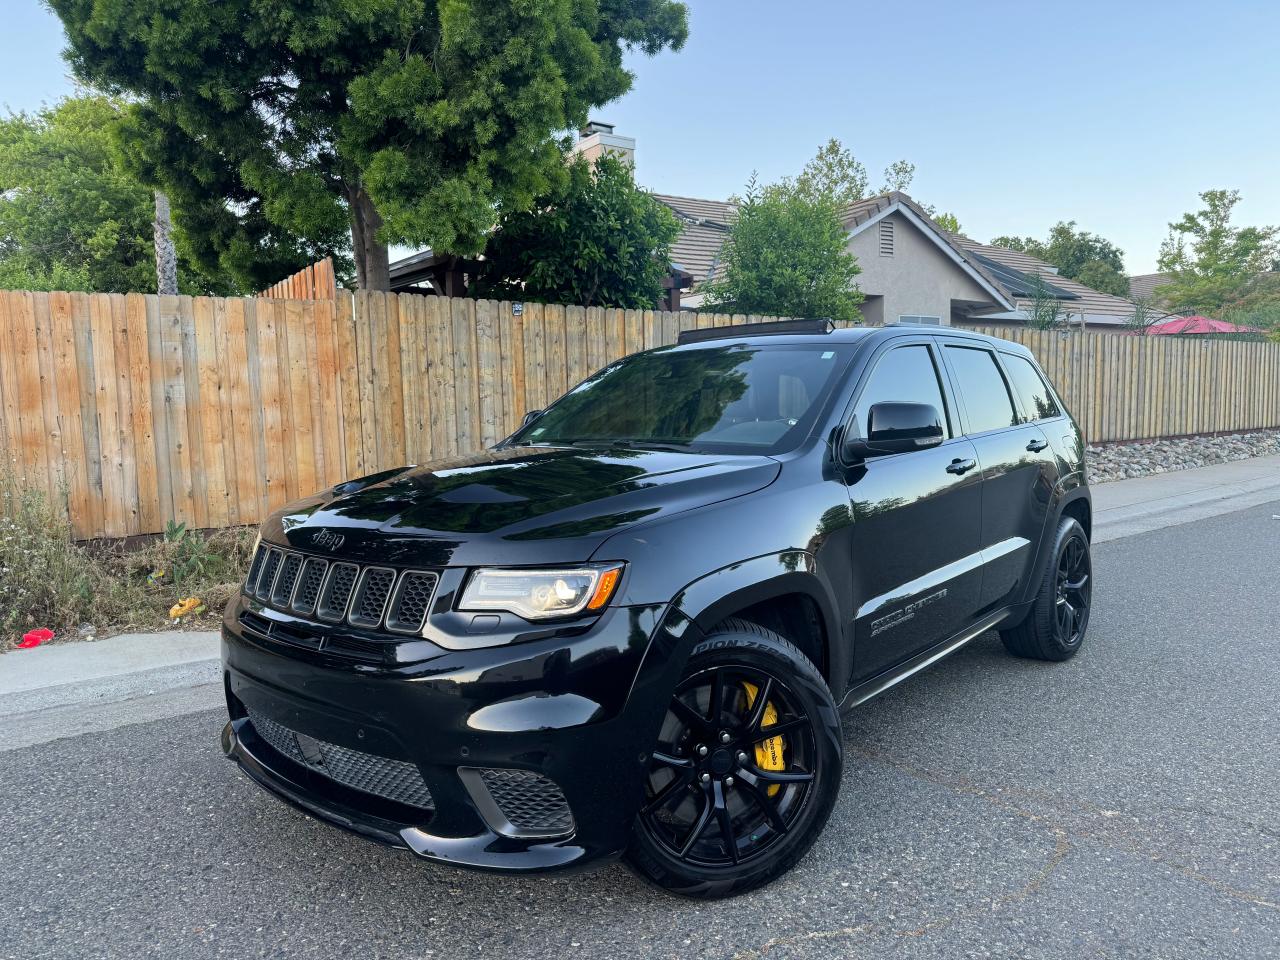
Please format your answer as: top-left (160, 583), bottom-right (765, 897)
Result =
top-left (560, 438), bottom-right (695, 453)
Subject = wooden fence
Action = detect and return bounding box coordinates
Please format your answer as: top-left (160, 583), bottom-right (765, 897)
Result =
top-left (1, 289), bottom-right (1279, 540)
top-left (256, 258), bottom-right (338, 300)
top-left (965, 325), bottom-right (1280, 447)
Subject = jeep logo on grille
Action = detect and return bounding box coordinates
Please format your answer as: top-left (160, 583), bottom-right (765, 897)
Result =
top-left (309, 529), bottom-right (346, 552)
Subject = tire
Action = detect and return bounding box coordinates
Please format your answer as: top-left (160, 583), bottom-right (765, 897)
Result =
top-left (625, 619), bottom-right (842, 899)
top-left (1000, 516), bottom-right (1092, 661)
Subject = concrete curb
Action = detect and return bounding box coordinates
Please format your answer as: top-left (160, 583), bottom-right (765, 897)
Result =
top-left (1092, 454), bottom-right (1280, 543)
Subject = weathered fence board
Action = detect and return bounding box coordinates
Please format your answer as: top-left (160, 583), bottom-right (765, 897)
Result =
top-left (3, 289), bottom-right (1280, 540)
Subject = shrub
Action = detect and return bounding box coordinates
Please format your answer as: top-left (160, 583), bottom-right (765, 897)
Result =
top-left (0, 469), bottom-right (255, 651)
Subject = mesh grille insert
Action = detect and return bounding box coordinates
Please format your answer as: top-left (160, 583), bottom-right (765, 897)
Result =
top-left (291, 558), bottom-right (328, 615)
top-left (256, 549), bottom-right (283, 600)
top-left (386, 571), bottom-right (439, 634)
top-left (349, 568), bottom-right (396, 628)
top-left (270, 553), bottom-right (303, 607)
top-left (317, 562), bottom-right (358, 622)
top-left (478, 768), bottom-right (574, 836)
top-left (245, 708), bottom-right (433, 810)
top-left (246, 544), bottom-right (268, 593)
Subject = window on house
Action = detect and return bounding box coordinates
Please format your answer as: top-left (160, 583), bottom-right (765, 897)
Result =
top-left (879, 219), bottom-right (894, 256)
top-left (899, 315), bottom-right (941, 325)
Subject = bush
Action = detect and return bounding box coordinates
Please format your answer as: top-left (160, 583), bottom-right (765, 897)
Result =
top-left (0, 470), bottom-right (255, 651)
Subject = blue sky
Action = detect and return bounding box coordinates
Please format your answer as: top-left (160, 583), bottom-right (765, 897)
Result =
top-left (5, 0), bottom-right (1278, 273)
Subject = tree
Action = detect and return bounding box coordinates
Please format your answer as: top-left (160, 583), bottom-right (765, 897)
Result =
top-left (701, 173), bottom-right (863, 322)
top-left (51, 0), bottom-right (688, 291)
top-left (0, 96), bottom-right (217, 294)
top-left (469, 154), bottom-right (680, 308)
top-left (1156, 190), bottom-right (1278, 315)
top-left (991, 221), bottom-right (1128, 296)
top-left (791, 139), bottom-right (961, 235)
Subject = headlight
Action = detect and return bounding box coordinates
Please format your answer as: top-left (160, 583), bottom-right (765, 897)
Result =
top-left (459, 564), bottom-right (624, 620)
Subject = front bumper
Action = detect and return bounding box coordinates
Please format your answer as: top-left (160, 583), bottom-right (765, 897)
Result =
top-left (220, 597), bottom-right (688, 873)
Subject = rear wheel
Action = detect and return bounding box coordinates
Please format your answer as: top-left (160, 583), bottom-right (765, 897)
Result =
top-left (626, 620), bottom-right (842, 899)
top-left (1001, 516), bottom-right (1092, 661)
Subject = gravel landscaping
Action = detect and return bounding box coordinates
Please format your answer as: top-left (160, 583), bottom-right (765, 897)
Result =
top-left (1087, 429), bottom-right (1280, 483)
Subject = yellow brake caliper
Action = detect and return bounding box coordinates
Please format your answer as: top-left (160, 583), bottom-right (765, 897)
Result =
top-left (741, 681), bottom-right (784, 797)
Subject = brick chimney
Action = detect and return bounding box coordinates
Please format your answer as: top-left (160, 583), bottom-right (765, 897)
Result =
top-left (568, 120), bottom-right (635, 167)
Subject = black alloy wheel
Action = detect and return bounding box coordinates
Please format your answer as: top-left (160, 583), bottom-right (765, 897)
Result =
top-left (1000, 515), bottom-right (1093, 661)
top-left (627, 620), bottom-right (842, 898)
top-left (1054, 532), bottom-right (1091, 647)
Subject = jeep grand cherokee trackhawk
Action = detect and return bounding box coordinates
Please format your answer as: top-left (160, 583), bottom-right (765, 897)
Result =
top-left (221, 320), bottom-right (1093, 898)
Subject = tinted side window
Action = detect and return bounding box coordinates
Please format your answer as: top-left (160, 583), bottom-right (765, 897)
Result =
top-left (1003, 354), bottom-right (1061, 422)
top-left (945, 346), bottom-right (1018, 434)
top-left (854, 345), bottom-right (950, 439)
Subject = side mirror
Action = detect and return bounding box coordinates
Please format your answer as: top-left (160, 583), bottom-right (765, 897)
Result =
top-left (843, 402), bottom-right (944, 460)
top-left (520, 409), bottom-right (543, 428)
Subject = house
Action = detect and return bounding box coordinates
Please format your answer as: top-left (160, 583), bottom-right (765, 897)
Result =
top-left (1129, 272), bottom-right (1173, 302)
top-left (661, 186), bottom-right (1159, 329)
top-left (388, 122), bottom-right (1157, 327)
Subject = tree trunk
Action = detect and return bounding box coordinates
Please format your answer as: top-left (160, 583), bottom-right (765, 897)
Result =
top-left (347, 183), bottom-right (391, 291)
top-left (153, 190), bottom-right (179, 296)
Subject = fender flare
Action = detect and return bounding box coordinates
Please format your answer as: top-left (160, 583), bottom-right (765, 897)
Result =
top-left (662, 551), bottom-right (849, 701)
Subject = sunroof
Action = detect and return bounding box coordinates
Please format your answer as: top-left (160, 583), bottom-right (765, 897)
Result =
top-left (970, 252), bottom-right (1080, 300)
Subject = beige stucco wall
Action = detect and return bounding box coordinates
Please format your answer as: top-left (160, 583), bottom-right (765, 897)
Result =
top-left (848, 212), bottom-right (991, 325)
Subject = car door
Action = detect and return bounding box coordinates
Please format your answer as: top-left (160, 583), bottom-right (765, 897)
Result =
top-left (842, 339), bottom-right (985, 681)
top-left (938, 341), bottom-right (1059, 611)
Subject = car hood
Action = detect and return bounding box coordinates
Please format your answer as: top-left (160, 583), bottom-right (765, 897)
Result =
top-left (262, 445), bottom-right (781, 567)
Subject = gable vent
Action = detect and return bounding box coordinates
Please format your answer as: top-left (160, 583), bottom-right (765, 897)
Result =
top-left (879, 219), bottom-right (895, 256)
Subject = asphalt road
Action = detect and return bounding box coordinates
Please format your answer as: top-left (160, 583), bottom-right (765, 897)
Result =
top-left (3, 502), bottom-right (1278, 960)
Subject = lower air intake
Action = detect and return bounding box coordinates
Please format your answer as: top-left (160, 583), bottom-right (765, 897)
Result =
top-left (245, 709), bottom-right (433, 811)
top-left (476, 768), bottom-right (574, 837)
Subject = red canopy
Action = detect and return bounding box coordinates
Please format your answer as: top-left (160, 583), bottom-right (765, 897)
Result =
top-left (1148, 315), bottom-right (1261, 335)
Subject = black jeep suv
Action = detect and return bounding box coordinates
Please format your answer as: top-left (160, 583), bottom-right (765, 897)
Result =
top-left (221, 320), bottom-right (1092, 898)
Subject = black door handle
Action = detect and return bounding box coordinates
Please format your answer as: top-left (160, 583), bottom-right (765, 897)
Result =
top-left (1026, 438), bottom-right (1049, 452)
top-left (946, 458), bottom-right (977, 475)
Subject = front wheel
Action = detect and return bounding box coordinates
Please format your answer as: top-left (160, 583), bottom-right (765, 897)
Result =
top-left (625, 620), bottom-right (842, 899)
top-left (1000, 516), bottom-right (1092, 661)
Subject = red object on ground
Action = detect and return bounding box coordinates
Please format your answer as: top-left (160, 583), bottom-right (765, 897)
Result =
top-left (1147, 315), bottom-right (1261, 335)
top-left (17, 628), bottom-right (55, 649)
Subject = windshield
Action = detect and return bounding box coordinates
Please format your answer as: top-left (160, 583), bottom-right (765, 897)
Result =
top-left (509, 342), bottom-right (852, 455)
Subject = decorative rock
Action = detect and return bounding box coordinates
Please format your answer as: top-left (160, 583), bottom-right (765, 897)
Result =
top-left (1087, 429), bottom-right (1280, 484)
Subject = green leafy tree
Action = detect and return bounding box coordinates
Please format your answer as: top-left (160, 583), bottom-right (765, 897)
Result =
top-left (1123, 295), bottom-right (1164, 335)
top-left (701, 172), bottom-right (863, 322)
top-left (991, 221), bottom-right (1128, 296)
top-left (51, 0), bottom-right (688, 292)
top-left (0, 95), bottom-right (219, 293)
top-left (469, 154), bottom-right (679, 308)
top-left (1156, 189), bottom-right (1278, 315)
top-left (791, 140), bottom-right (960, 234)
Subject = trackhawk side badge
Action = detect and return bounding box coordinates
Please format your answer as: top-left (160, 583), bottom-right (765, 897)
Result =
top-left (870, 588), bottom-right (948, 636)
top-left (310, 529), bottom-right (346, 551)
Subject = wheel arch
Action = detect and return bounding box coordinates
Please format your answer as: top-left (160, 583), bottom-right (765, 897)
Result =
top-left (668, 552), bottom-right (848, 701)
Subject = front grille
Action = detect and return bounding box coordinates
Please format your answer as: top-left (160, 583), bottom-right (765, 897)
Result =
top-left (243, 545), bottom-right (438, 635)
top-left (291, 558), bottom-right (328, 615)
top-left (317, 562), bottom-right (358, 623)
top-left (386, 571), bottom-right (439, 634)
top-left (270, 553), bottom-right (303, 607)
top-left (255, 548), bottom-right (283, 600)
top-left (350, 567), bottom-right (396, 628)
top-left (477, 768), bottom-right (574, 836)
top-left (246, 708), bottom-right (434, 811)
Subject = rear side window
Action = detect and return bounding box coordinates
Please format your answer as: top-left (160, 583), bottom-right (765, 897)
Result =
top-left (944, 346), bottom-right (1018, 434)
top-left (1002, 354), bottom-right (1061, 422)
top-left (853, 344), bottom-right (951, 439)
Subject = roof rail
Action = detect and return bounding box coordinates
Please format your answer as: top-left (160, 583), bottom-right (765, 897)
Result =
top-left (676, 318), bottom-right (834, 345)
